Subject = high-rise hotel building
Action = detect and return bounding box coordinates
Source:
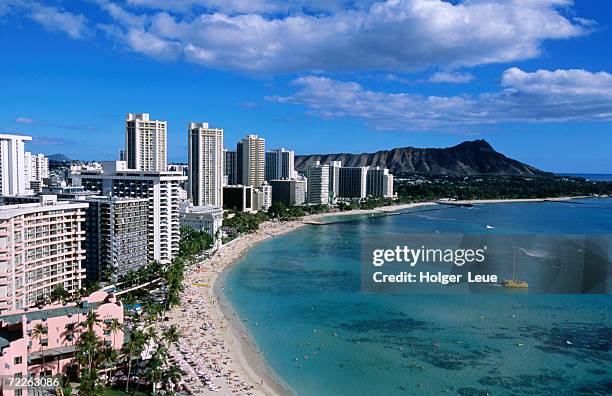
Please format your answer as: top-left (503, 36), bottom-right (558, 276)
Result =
top-left (0, 134), bottom-right (32, 196)
top-left (223, 149), bottom-right (237, 185)
top-left (328, 160), bottom-right (342, 200)
top-left (366, 167), bottom-right (394, 198)
top-left (188, 122), bottom-right (224, 206)
top-left (82, 196), bottom-right (149, 282)
top-left (24, 152), bottom-right (49, 183)
top-left (72, 161), bottom-right (187, 264)
top-left (306, 162), bottom-right (330, 204)
top-left (0, 196), bottom-right (87, 314)
top-left (125, 113), bottom-right (167, 172)
top-left (237, 134), bottom-right (265, 188)
top-left (265, 148), bottom-right (295, 181)
top-left (339, 167), bottom-right (368, 199)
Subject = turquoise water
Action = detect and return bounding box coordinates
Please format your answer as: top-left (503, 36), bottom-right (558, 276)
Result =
top-left (223, 199), bottom-right (612, 395)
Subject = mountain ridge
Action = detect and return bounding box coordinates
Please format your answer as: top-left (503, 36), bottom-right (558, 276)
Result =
top-left (294, 140), bottom-right (548, 176)
top-left (48, 153), bottom-right (71, 162)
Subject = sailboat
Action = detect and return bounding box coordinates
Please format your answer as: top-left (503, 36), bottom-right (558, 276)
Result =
top-left (502, 247), bottom-right (529, 288)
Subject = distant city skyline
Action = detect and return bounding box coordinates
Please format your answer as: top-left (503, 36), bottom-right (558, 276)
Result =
top-left (1, 1), bottom-right (612, 173)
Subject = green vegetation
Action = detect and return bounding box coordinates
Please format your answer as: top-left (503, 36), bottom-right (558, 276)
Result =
top-left (395, 175), bottom-right (612, 201)
top-left (73, 311), bottom-right (121, 396)
top-left (337, 197), bottom-right (396, 211)
top-left (88, 226), bottom-right (214, 395)
top-left (223, 210), bottom-right (271, 233)
top-left (179, 226), bottom-right (214, 257)
top-left (103, 390), bottom-right (147, 396)
top-left (268, 202), bottom-right (305, 220)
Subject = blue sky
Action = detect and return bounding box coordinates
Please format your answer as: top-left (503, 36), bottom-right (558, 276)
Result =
top-left (1, 0), bottom-right (611, 173)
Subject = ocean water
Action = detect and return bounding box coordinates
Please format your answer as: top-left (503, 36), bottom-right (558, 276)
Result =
top-left (560, 174), bottom-right (612, 182)
top-left (222, 199), bottom-right (612, 396)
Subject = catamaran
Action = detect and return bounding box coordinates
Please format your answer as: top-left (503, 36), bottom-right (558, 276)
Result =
top-left (502, 247), bottom-right (529, 288)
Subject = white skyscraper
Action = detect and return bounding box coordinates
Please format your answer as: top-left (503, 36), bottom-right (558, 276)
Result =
top-left (328, 160), bottom-right (342, 200)
top-left (237, 134), bottom-right (266, 188)
top-left (125, 113), bottom-right (167, 172)
top-left (306, 161), bottom-right (330, 204)
top-left (24, 152), bottom-right (49, 182)
top-left (0, 134), bottom-right (32, 196)
top-left (72, 161), bottom-right (187, 264)
top-left (188, 122), bottom-right (224, 206)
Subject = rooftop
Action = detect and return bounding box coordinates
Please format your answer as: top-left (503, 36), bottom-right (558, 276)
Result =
top-left (0, 301), bottom-right (104, 326)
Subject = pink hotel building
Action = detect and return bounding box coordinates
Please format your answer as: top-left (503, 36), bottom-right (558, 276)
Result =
top-left (0, 291), bottom-right (124, 395)
top-left (0, 196), bottom-right (126, 395)
top-left (0, 195), bottom-right (87, 313)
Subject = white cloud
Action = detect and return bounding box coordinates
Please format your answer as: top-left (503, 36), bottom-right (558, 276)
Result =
top-left (16, 117), bottom-right (35, 124)
top-left (428, 71), bottom-right (474, 84)
top-left (91, 0), bottom-right (588, 73)
top-left (14, 116), bottom-right (97, 131)
top-left (125, 28), bottom-right (181, 60)
top-left (501, 67), bottom-right (612, 96)
top-left (29, 4), bottom-right (90, 39)
top-left (266, 68), bottom-right (612, 131)
top-left (1, 1), bottom-right (91, 39)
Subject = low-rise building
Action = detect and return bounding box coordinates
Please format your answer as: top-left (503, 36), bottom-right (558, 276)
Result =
top-left (223, 185), bottom-right (253, 212)
top-left (179, 202), bottom-right (223, 237)
top-left (254, 183), bottom-right (272, 211)
top-left (270, 179), bottom-right (307, 206)
top-left (0, 290), bottom-right (124, 395)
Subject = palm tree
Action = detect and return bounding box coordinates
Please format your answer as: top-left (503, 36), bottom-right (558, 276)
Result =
top-left (75, 326), bottom-right (103, 374)
top-left (80, 310), bottom-right (102, 334)
top-left (62, 323), bottom-right (77, 346)
top-left (145, 344), bottom-right (168, 395)
top-left (50, 285), bottom-right (70, 304)
top-left (142, 326), bottom-right (157, 358)
top-left (107, 318), bottom-right (123, 349)
top-left (79, 366), bottom-right (104, 396)
top-left (31, 323), bottom-right (47, 373)
top-left (124, 328), bottom-right (145, 395)
top-left (99, 347), bottom-right (119, 384)
top-left (162, 325), bottom-right (180, 347)
top-left (162, 362), bottom-right (183, 394)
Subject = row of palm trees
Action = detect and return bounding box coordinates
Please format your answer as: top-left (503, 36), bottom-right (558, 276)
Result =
top-left (50, 227), bottom-right (211, 394)
top-left (111, 228), bottom-right (209, 394)
top-left (67, 311), bottom-right (182, 395)
top-left (119, 308), bottom-right (184, 395)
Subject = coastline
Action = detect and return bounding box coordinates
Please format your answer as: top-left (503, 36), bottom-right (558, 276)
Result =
top-left (168, 201), bottom-right (433, 395)
top-left (170, 196), bottom-right (597, 395)
top-left (450, 196), bottom-right (593, 205)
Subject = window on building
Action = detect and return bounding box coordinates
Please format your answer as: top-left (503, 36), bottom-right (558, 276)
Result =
top-left (14, 356), bottom-right (22, 365)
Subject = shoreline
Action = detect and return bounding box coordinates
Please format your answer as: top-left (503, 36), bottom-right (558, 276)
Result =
top-left (449, 196), bottom-right (593, 205)
top-left (170, 196), bottom-right (599, 395)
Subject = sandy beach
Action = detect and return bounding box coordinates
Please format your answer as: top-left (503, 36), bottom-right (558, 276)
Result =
top-left (163, 196), bottom-right (594, 395)
top-left (163, 202), bottom-right (433, 395)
